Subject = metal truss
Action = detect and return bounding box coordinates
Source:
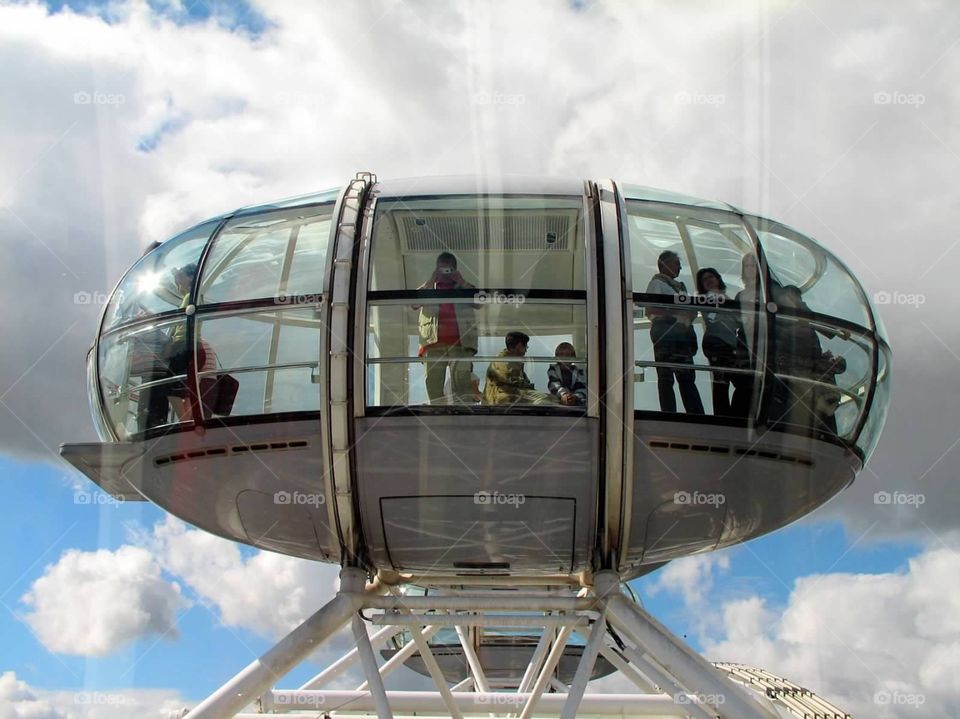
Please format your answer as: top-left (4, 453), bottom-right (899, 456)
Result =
top-left (171, 568), bottom-right (846, 719)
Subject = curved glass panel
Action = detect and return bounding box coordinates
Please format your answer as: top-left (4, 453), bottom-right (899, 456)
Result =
top-left (199, 205), bottom-right (335, 305)
top-left (369, 196), bottom-right (586, 292)
top-left (624, 201), bottom-right (755, 299)
top-left (749, 217), bottom-right (872, 329)
top-left (87, 346), bottom-right (113, 442)
top-left (366, 300), bottom-right (587, 407)
top-left (767, 313), bottom-right (872, 439)
top-left (98, 317), bottom-right (191, 438)
top-left (856, 342), bottom-right (891, 459)
top-left (195, 307), bottom-right (322, 418)
top-left (235, 186), bottom-right (341, 215)
top-left (620, 183), bottom-right (733, 211)
top-left (103, 220), bottom-right (219, 330)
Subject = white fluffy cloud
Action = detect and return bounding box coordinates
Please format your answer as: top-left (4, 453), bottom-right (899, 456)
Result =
top-left (0, 672), bottom-right (66, 719)
top-left (0, 672), bottom-right (190, 719)
top-left (20, 546), bottom-right (183, 657)
top-left (147, 516), bottom-right (341, 638)
top-left (701, 543), bottom-right (960, 717)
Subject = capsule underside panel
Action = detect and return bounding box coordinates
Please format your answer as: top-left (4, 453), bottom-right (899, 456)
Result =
top-left (623, 421), bottom-right (859, 573)
top-left (116, 420), bottom-right (338, 561)
top-left (354, 416), bottom-right (598, 575)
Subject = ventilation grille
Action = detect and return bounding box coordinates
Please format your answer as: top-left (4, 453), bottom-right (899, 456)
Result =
top-left (154, 440), bottom-right (309, 467)
top-left (398, 211), bottom-right (577, 252)
top-left (646, 440), bottom-right (813, 467)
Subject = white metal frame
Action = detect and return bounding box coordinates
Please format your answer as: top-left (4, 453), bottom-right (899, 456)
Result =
top-left (175, 569), bottom-right (798, 719)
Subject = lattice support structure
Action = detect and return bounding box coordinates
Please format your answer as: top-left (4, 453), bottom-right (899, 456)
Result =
top-left (172, 568), bottom-right (849, 719)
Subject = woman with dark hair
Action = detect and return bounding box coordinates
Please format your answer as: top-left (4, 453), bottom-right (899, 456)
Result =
top-left (695, 267), bottom-right (743, 417)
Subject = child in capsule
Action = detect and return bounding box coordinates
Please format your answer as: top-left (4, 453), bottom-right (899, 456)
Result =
top-left (547, 342), bottom-right (587, 406)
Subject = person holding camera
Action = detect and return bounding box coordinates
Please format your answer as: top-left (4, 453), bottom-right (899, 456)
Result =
top-left (413, 253), bottom-right (479, 404)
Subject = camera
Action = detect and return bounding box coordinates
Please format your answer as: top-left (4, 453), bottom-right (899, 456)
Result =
top-left (438, 267), bottom-right (453, 275)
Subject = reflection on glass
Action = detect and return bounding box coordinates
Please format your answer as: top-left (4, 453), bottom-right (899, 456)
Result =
top-left (98, 318), bottom-right (194, 437)
top-left (767, 312), bottom-right (871, 439)
top-left (856, 344), bottom-right (891, 459)
top-left (366, 301), bottom-right (587, 407)
top-left (104, 220), bottom-right (218, 329)
top-left (369, 196), bottom-right (585, 292)
top-left (200, 205), bottom-right (334, 305)
top-left (196, 308), bottom-right (322, 419)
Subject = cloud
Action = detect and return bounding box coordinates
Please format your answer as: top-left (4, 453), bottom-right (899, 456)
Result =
top-left (647, 552), bottom-right (731, 607)
top-left (20, 546), bottom-right (183, 657)
top-left (0, 672), bottom-right (191, 719)
top-left (0, 671), bottom-right (66, 719)
top-left (146, 516), bottom-right (341, 638)
top-left (701, 541), bottom-right (960, 717)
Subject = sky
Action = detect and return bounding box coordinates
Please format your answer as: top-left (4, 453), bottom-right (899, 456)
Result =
top-left (1, 0), bottom-right (959, 716)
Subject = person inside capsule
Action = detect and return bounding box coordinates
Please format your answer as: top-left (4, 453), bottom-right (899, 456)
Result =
top-left (483, 331), bottom-right (555, 406)
top-left (413, 253), bottom-right (479, 404)
top-left (695, 268), bottom-right (745, 417)
top-left (769, 284), bottom-right (845, 434)
top-left (645, 251), bottom-right (704, 414)
top-left (134, 263), bottom-right (211, 429)
top-left (547, 342), bottom-right (587, 406)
